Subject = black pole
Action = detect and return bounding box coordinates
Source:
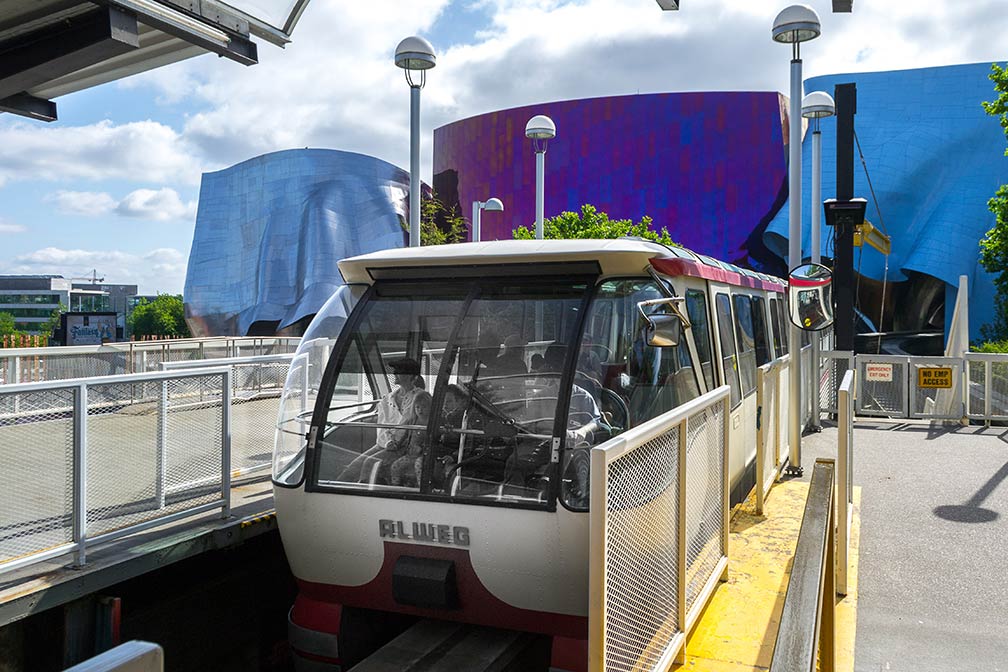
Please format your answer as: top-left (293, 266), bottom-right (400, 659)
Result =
top-left (834, 83), bottom-right (857, 352)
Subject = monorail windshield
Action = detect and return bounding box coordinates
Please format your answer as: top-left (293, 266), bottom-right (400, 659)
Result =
top-left (275, 273), bottom-right (702, 510)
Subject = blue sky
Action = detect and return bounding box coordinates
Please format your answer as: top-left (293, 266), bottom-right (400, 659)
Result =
top-left (0, 0), bottom-right (1005, 294)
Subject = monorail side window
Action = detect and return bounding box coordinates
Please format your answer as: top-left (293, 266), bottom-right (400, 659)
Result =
top-left (769, 297), bottom-right (784, 359)
top-left (562, 278), bottom-right (701, 510)
top-left (714, 293), bottom-right (741, 407)
top-left (310, 277), bottom-right (593, 508)
top-left (732, 294), bottom-right (758, 397)
top-left (774, 299), bottom-right (789, 354)
top-left (751, 296), bottom-right (771, 366)
top-left (685, 289), bottom-right (716, 391)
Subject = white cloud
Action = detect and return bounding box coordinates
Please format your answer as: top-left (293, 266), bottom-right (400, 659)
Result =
top-left (46, 190), bottom-right (117, 216)
top-left (0, 119), bottom-right (206, 187)
top-left (43, 188), bottom-right (195, 222)
top-left (5, 247), bottom-right (188, 294)
top-left (0, 219), bottom-right (25, 233)
top-left (112, 0), bottom-right (1008, 182)
top-left (116, 188), bottom-right (197, 221)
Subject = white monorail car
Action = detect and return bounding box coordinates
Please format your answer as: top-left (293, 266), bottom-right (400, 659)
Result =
top-left (272, 239), bottom-right (792, 671)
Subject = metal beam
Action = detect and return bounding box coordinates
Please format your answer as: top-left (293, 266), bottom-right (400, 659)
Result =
top-left (102, 0), bottom-right (257, 65)
top-left (0, 7), bottom-right (140, 100)
top-left (0, 92), bottom-right (57, 121)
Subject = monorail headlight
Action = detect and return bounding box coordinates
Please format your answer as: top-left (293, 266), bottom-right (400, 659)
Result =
top-left (787, 262), bottom-right (834, 331)
top-left (637, 297), bottom-right (689, 347)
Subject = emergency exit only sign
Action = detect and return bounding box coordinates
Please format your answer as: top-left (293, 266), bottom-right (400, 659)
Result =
top-left (918, 367), bottom-right (953, 389)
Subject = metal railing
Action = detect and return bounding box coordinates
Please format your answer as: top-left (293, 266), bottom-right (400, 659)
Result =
top-left (756, 355), bottom-right (789, 515)
top-left (819, 351), bottom-right (854, 415)
top-left (0, 337), bottom-right (299, 385)
top-left (0, 368), bottom-right (232, 575)
top-left (964, 352), bottom-right (1008, 423)
top-left (770, 458), bottom-right (836, 672)
top-left (588, 385), bottom-right (730, 672)
top-left (837, 370), bottom-right (854, 596)
top-left (65, 641), bottom-right (164, 672)
top-left (163, 355), bottom-right (293, 481)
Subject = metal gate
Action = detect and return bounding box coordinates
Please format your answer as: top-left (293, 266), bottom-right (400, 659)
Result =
top-left (854, 355), bottom-right (964, 420)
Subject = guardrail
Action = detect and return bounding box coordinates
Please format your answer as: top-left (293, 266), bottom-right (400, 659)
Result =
top-left (837, 370), bottom-right (854, 596)
top-left (0, 368), bottom-right (232, 575)
top-left (588, 385), bottom-right (730, 672)
top-left (756, 355), bottom-right (789, 515)
top-left (66, 641), bottom-right (164, 672)
top-left (163, 355), bottom-right (293, 481)
top-left (770, 458), bottom-right (836, 672)
top-left (0, 337), bottom-right (300, 385)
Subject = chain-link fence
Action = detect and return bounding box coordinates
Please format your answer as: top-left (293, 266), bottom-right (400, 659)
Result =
top-left (0, 337), bottom-right (299, 385)
top-left (589, 386), bottom-right (729, 672)
top-left (0, 368), bottom-right (231, 575)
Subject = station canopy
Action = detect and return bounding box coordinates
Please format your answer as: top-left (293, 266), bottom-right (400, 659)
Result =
top-left (0, 0), bottom-right (310, 122)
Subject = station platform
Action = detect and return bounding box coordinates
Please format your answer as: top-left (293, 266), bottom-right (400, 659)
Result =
top-left (678, 479), bottom-right (860, 671)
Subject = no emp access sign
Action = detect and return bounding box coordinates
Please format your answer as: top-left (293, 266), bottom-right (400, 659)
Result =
top-left (918, 367), bottom-right (953, 389)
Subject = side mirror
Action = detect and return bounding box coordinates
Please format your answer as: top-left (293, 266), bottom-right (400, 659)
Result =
top-left (788, 263), bottom-right (834, 331)
top-left (637, 297), bottom-right (688, 347)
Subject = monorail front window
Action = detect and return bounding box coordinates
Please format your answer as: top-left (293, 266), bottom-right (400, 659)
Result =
top-left (311, 277), bottom-right (592, 507)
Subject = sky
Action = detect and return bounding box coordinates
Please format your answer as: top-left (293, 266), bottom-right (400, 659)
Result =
top-left (0, 0), bottom-right (1006, 294)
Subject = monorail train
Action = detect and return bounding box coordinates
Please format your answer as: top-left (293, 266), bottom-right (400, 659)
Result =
top-left (272, 239), bottom-right (794, 671)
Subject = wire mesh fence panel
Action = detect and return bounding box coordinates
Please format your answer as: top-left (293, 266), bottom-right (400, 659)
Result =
top-left (800, 345), bottom-right (814, 427)
top-left (757, 364), bottom-right (779, 503)
top-left (602, 428), bottom-right (681, 672)
top-left (820, 352), bottom-right (853, 415)
top-left (163, 375), bottom-right (224, 507)
top-left (965, 355), bottom-right (1008, 420)
top-left (909, 357), bottom-right (963, 419)
top-left (856, 356), bottom-right (908, 417)
top-left (684, 399), bottom-right (726, 614)
top-left (85, 381), bottom-right (162, 538)
top-left (0, 387), bottom-right (76, 565)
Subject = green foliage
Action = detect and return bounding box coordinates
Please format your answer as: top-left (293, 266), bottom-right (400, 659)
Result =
top-left (0, 312), bottom-right (17, 336)
top-left (43, 303), bottom-right (64, 336)
top-left (979, 64), bottom-right (1008, 339)
top-left (128, 294), bottom-right (191, 338)
top-left (972, 339), bottom-right (1008, 354)
top-left (401, 192), bottom-right (468, 246)
top-left (512, 204), bottom-right (678, 246)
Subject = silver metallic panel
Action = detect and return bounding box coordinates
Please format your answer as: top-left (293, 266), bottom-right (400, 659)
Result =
top-left (184, 149), bottom-right (408, 336)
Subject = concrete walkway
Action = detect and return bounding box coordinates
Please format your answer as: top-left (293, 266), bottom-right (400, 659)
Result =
top-left (798, 420), bottom-right (1008, 671)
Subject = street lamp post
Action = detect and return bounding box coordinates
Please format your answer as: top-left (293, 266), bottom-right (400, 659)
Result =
top-left (772, 4), bottom-right (820, 475)
top-left (471, 198), bottom-right (504, 242)
top-left (395, 36), bottom-right (437, 248)
top-left (525, 115), bottom-right (556, 240)
top-left (802, 90), bottom-right (836, 432)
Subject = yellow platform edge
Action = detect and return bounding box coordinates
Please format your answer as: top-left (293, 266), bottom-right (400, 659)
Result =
top-left (668, 481), bottom-right (862, 671)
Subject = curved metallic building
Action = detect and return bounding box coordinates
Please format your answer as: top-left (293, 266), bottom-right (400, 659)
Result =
top-left (433, 92), bottom-right (791, 271)
top-left (767, 62), bottom-right (1008, 339)
top-left (184, 149), bottom-right (408, 336)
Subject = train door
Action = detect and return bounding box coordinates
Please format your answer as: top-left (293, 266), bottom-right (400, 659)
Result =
top-left (706, 282), bottom-right (749, 505)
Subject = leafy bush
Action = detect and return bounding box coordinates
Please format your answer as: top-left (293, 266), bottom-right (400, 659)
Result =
top-left (512, 204), bottom-right (677, 245)
top-left (128, 294), bottom-right (191, 338)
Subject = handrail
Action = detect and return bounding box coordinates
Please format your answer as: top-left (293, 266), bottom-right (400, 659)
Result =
top-left (160, 353), bottom-right (295, 370)
top-left (65, 641), bottom-right (164, 672)
top-left (770, 458), bottom-right (836, 672)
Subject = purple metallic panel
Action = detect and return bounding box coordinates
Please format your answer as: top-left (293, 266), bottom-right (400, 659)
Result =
top-left (433, 92), bottom-right (789, 270)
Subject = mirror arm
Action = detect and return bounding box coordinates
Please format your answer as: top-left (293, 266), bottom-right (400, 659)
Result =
top-left (636, 296), bottom-right (691, 329)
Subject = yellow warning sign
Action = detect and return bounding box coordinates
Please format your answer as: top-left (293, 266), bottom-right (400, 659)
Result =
top-left (918, 367), bottom-right (953, 389)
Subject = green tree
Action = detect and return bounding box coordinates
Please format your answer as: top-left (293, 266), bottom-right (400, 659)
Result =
top-left (980, 63), bottom-right (1008, 340)
top-left (512, 204), bottom-right (677, 245)
top-left (0, 312), bottom-right (17, 337)
top-left (128, 294), bottom-right (191, 338)
top-left (401, 192), bottom-right (468, 246)
top-left (43, 303), bottom-right (64, 336)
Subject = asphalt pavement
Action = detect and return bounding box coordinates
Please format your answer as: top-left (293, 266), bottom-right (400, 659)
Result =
top-left (796, 419), bottom-right (1008, 671)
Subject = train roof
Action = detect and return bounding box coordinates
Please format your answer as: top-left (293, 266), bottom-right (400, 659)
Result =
top-left (338, 239), bottom-right (785, 292)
